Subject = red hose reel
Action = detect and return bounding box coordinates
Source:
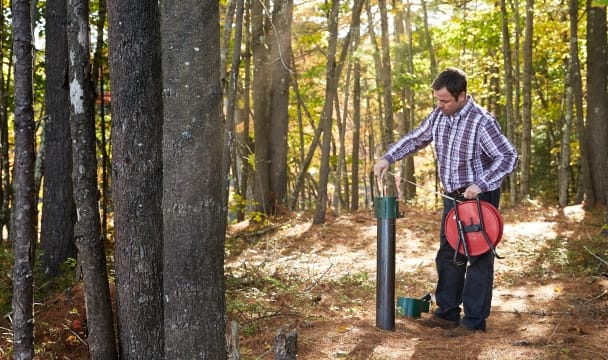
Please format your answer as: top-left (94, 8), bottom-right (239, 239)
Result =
top-left (444, 199), bottom-right (504, 257)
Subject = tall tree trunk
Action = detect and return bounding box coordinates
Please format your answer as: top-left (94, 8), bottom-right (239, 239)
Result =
top-left (520, 0), bottom-right (534, 199)
top-left (225, 0), bottom-right (245, 221)
top-left (570, 0), bottom-right (589, 205)
top-left (11, 0), bottom-right (35, 357)
top-left (559, 62), bottom-right (573, 207)
top-left (40, 0), bottom-right (76, 277)
top-left (67, 0), bottom-right (118, 358)
top-left (90, 0), bottom-right (108, 240)
top-left (237, 2), bottom-right (253, 221)
top-left (351, 59), bottom-right (361, 211)
top-left (107, 0), bottom-right (164, 358)
top-left (269, 0), bottom-right (293, 209)
top-left (378, 0), bottom-right (396, 197)
top-left (160, 0), bottom-right (227, 357)
top-left (586, 0), bottom-right (608, 207)
top-left (398, 0), bottom-right (416, 201)
top-left (313, 0), bottom-right (340, 224)
top-left (501, 0), bottom-right (517, 206)
top-left (252, 0), bottom-right (272, 214)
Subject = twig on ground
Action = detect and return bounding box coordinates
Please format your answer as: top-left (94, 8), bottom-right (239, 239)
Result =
top-left (545, 315), bottom-right (565, 345)
top-left (304, 261), bottom-right (334, 291)
top-left (583, 245), bottom-right (608, 267)
top-left (493, 309), bottom-right (561, 316)
top-left (62, 324), bottom-right (88, 347)
top-left (256, 345), bottom-right (274, 360)
top-left (583, 289), bottom-right (608, 304)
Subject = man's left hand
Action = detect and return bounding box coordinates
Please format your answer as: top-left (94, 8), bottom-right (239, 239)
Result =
top-left (464, 184), bottom-right (482, 199)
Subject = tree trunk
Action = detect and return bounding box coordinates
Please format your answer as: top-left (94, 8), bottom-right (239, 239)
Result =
top-left (378, 0), bottom-right (396, 197)
top-left (160, 0), bottom-right (227, 357)
top-left (570, 0), bottom-right (588, 205)
top-left (559, 63), bottom-right (572, 207)
top-left (351, 59), bottom-right (361, 211)
top-left (237, 5), bottom-right (253, 221)
top-left (252, 0), bottom-right (272, 214)
top-left (67, 0), bottom-right (118, 358)
top-left (40, 0), bottom-right (76, 278)
top-left (585, 0), bottom-right (608, 207)
top-left (519, 0), bottom-right (534, 199)
top-left (269, 0), bottom-right (294, 209)
top-left (398, 0), bottom-right (416, 201)
top-left (501, 0), bottom-right (517, 206)
top-left (90, 0), bottom-right (108, 240)
top-left (11, 0), bottom-right (35, 357)
top-left (225, 0), bottom-right (245, 222)
top-left (107, 0), bottom-right (164, 358)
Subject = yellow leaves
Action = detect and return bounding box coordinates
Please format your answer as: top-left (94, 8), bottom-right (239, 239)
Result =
top-left (336, 324), bottom-right (350, 333)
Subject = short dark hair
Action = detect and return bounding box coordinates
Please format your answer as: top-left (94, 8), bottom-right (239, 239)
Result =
top-left (431, 68), bottom-right (467, 99)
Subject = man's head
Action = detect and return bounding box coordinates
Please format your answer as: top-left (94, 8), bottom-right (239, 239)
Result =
top-left (431, 68), bottom-right (467, 116)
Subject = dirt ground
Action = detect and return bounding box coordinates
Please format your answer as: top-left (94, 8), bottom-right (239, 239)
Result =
top-left (1, 201), bottom-right (607, 359)
top-left (225, 201), bottom-right (608, 360)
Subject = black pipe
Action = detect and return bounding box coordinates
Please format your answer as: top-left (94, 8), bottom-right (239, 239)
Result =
top-left (374, 197), bottom-right (398, 331)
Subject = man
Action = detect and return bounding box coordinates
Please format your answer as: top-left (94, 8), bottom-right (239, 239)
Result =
top-left (374, 68), bottom-right (518, 337)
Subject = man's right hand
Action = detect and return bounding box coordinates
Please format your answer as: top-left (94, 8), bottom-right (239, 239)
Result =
top-left (373, 158), bottom-right (390, 180)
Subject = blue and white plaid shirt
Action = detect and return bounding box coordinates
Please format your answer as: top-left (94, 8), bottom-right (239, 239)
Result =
top-left (382, 96), bottom-right (518, 193)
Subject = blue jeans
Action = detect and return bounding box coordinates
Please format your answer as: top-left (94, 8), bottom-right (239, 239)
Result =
top-left (434, 189), bottom-right (500, 330)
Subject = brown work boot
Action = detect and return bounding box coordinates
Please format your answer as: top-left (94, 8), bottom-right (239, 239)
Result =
top-left (416, 315), bottom-right (458, 329)
top-left (444, 325), bottom-right (478, 337)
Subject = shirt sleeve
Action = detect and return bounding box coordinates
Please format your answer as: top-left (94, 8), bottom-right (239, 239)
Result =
top-left (474, 119), bottom-right (518, 192)
top-left (382, 110), bottom-right (436, 163)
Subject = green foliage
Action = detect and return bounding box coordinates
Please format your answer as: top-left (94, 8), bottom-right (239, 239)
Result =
top-left (35, 257), bottom-right (79, 301)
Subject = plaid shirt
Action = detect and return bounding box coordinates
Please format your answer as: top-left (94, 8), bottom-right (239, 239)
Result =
top-left (382, 96), bottom-right (518, 193)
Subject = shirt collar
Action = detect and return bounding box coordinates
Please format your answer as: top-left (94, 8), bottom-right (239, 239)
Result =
top-left (451, 95), bottom-right (473, 122)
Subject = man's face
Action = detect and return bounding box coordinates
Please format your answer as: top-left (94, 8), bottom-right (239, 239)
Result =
top-left (434, 87), bottom-right (466, 116)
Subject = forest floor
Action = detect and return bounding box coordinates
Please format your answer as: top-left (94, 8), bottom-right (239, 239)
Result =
top-left (1, 199), bottom-right (607, 359)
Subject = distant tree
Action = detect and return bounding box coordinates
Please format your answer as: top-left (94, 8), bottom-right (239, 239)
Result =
top-left (313, 0), bottom-right (364, 224)
top-left (40, 0), bottom-right (76, 278)
top-left (11, 0), bottom-right (36, 357)
top-left (67, 0), bottom-right (117, 358)
top-left (501, 0), bottom-right (517, 206)
top-left (520, 0), bottom-right (534, 199)
top-left (107, 0), bottom-right (164, 358)
top-left (160, 0), bottom-right (228, 357)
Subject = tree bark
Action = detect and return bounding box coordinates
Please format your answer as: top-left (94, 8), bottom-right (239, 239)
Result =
top-left (252, 0), bottom-right (272, 214)
top-left (160, 0), bottom-right (227, 357)
top-left (351, 60), bottom-right (361, 211)
top-left (519, 0), bottom-right (534, 199)
top-left (107, 0), bottom-right (164, 358)
top-left (501, 0), bottom-right (517, 206)
top-left (570, 0), bottom-right (588, 205)
top-left (67, 0), bottom-right (117, 358)
top-left (11, 0), bottom-right (36, 357)
top-left (40, 0), bottom-right (76, 277)
top-left (559, 62), bottom-right (573, 207)
top-left (269, 0), bottom-right (294, 209)
top-left (585, 1), bottom-right (608, 207)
